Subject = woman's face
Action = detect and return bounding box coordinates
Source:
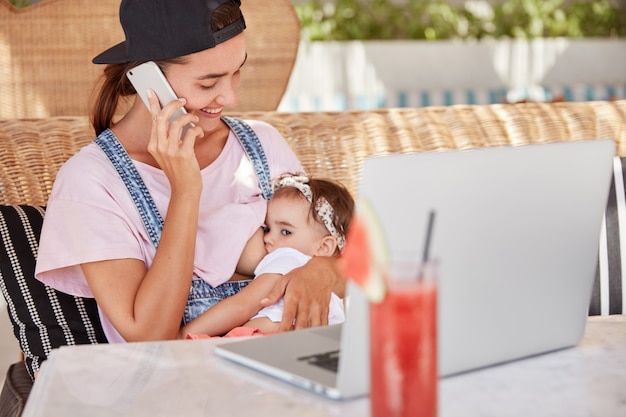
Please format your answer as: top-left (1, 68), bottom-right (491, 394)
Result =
top-left (163, 33), bottom-right (246, 133)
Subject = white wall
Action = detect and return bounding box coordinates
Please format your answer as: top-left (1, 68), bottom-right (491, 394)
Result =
top-left (279, 38), bottom-right (626, 111)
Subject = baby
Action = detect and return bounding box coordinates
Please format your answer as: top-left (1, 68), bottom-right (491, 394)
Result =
top-left (179, 173), bottom-right (354, 337)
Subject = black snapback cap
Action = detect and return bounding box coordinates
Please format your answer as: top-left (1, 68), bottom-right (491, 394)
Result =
top-left (93, 0), bottom-right (246, 64)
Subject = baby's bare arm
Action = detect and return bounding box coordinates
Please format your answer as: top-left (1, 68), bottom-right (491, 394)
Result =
top-left (244, 316), bottom-right (281, 334)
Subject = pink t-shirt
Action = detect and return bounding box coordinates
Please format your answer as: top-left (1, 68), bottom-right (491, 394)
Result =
top-left (35, 120), bottom-right (302, 342)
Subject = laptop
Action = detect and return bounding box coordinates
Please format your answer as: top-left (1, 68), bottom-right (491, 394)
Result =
top-left (214, 138), bottom-right (616, 400)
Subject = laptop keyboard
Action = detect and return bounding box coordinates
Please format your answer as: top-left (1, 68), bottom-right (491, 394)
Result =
top-left (297, 349), bottom-right (340, 373)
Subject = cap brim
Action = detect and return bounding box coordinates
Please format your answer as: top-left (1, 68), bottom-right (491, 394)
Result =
top-left (92, 41), bottom-right (129, 65)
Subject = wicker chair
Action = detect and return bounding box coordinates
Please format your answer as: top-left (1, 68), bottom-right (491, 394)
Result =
top-left (0, 0), bottom-right (123, 119)
top-left (0, 0), bottom-right (300, 119)
top-left (1, 102), bottom-right (626, 206)
top-left (237, 0), bottom-right (300, 112)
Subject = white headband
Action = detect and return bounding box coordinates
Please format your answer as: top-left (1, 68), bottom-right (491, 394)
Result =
top-left (274, 175), bottom-right (346, 251)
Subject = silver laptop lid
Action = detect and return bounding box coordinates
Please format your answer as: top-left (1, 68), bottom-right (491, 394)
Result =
top-left (358, 139), bottom-right (615, 376)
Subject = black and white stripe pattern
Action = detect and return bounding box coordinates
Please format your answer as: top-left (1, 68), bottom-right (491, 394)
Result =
top-left (0, 205), bottom-right (107, 379)
top-left (591, 157), bottom-right (626, 315)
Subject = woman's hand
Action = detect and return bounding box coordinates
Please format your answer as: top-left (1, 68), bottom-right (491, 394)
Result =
top-left (146, 89), bottom-right (203, 195)
top-left (260, 256), bottom-right (346, 332)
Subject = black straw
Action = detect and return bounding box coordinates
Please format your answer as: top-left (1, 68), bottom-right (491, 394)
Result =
top-left (422, 210), bottom-right (436, 263)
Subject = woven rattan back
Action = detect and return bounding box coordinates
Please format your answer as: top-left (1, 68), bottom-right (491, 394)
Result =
top-left (1, 101), bottom-right (625, 206)
top-left (0, 117), bottom-right (93, 205)
top-left (0, 0), bottom-right (299, 119)
top-left (234, 0), bottom-right (300, 112)
top-left (239, 100), bottom-right (626, 195)
top-left (0, 0), bottom-right (123, 119)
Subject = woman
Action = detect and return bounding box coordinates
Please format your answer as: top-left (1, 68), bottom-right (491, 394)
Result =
top-left (35, 0), bottom-right (344, 343)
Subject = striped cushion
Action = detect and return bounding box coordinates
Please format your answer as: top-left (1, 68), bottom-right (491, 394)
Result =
top-left (591, 157), bottom-right (626, 315)
top-left (0, 205), bottom-right (107, 379)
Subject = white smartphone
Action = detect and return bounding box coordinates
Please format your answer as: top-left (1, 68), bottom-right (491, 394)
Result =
top-left (126, 61), bottom-right (194, 135)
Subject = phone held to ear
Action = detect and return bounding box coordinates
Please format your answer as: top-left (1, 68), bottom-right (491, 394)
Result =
top-left (126, 61), bottom-right (194, 136)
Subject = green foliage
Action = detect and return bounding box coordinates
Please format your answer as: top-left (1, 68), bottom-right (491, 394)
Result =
top-left (8, 0), bottom-right (35, 8)
top-left (296, 0), bottom-right (626, 40)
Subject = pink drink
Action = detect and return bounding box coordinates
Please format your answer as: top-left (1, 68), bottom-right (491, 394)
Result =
top-left (370, 268), bottom-right (438, 417)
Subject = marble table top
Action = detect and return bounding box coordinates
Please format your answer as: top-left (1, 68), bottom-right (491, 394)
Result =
top-left (22, 315), bottom-right (626, 417)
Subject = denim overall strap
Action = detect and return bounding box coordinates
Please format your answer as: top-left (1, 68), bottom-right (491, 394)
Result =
top-left (94, 129), bottom-right (164, 248)
top-left (222, 116), bottom-right (273, 200)
top-left (94, 120), bottom-right (271, 248)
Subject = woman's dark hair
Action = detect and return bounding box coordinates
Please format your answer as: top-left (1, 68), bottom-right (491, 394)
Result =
top-left (90, 0), bottom-right (243, 135)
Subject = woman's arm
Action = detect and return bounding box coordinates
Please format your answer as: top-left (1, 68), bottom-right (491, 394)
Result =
top-left (82, 94), bottom-right (204, 342)
top-left (260, 256), bottom-right (346, 332)
top-left (81, 182), bottom-right (200, 341)
top-left (81, 180), bottom-right (201, 341)
top-left (178, 273), bottom-right (280, 338)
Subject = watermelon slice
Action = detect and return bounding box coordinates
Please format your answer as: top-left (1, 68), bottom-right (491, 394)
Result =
top-left (341, 198), bottom-right (389, 303)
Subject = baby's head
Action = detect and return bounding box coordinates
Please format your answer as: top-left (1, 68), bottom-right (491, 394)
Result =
top-left (265, 174), bottom-right (354, 257)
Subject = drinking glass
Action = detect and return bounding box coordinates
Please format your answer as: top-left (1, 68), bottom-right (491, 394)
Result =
top-left (369, 259), bottom-right (438, 417)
